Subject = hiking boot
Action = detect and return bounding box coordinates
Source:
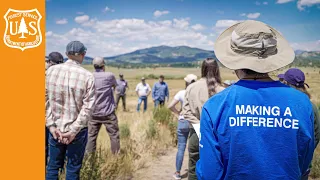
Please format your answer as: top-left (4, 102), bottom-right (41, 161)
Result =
top-left (172, 173), bottom-right (182, 180)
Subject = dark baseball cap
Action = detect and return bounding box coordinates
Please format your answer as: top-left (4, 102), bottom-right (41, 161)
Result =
top-left (277, 74), bottom-right (284, 79)
top-left (119, 73), bottom-right (124, 77)
top-left (48, 52), bottom-right (64, 64)
top-left (66, 41), bottom-right (87, 55)
top-left (284, 68), bottom-right (309, 88)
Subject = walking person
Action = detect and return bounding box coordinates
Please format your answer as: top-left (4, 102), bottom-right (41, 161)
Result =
top-left (136, 77), bottom-right (152, 112)
top-left (196, 20), bottom-right (315, 179)
top-left (45, 52), bottom-right (64, 167)
top-left (282, 68), bottom-right (320, 180)
top-left (181, 58), bottom-right (225, 180)
top-left (86, 57), bottom-right (120, 154)
top-left (152, 75), bottom-right (169, 108)
top-left (115, 73), bottom-right (129, 111)
top-left (168, 74), bottom-right (198, 180)
top-left (46, 41), bottom-right (96, 180)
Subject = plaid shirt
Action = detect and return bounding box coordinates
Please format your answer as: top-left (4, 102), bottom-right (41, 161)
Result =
top-left (46, 59), bottom-right (96, 134)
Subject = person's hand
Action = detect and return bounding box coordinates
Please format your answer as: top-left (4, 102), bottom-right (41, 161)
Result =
top-left (61, 131), bottom-right (77, 145)
top-left (49, 126), bottom-right (63, 142)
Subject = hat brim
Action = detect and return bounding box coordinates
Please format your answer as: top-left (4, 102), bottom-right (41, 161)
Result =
top-left (214, 23), bottom-right (295, 73)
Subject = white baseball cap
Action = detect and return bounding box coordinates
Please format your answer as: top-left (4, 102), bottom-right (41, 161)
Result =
top-left (92, 57), bottom-right (105, 67)
top-left (184, 74), bottom-right (198, 83)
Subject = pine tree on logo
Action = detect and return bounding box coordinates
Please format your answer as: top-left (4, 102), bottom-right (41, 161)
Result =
top-left (18, 17), bottom-right (28, 39)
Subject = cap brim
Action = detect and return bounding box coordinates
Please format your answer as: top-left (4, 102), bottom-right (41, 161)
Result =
top-left (214, 23), bottom-right (295, 73)
top-left (277, 74), bottom-right (284, 78)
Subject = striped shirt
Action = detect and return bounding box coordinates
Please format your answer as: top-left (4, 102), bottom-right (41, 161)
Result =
top-left (46, 59), bottom-right (96, 134)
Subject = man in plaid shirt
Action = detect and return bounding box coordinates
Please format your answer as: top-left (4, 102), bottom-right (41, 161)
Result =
top-left (46, 41), bottom-right (96, 180)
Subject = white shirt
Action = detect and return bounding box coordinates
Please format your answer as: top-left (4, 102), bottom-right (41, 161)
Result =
top-left (135, 82), bottom-right (151, 97)
top-left (174, 90), bottom-right (186, 120)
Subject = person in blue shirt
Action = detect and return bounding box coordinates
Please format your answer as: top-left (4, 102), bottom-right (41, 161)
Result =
top-left (196, 20), bottom-right (315, 180)
top-left (152, 75), bottom-right (169, 107)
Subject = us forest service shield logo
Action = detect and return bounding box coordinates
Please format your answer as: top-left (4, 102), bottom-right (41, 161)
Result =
top-left (3, 9), bottom-right (42, 51)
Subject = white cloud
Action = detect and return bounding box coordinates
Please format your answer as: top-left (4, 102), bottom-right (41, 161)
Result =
top-left (276, 0), bottom-right (295, 4)
top-left (46, 31), bottom-right (53, 37)
top-left (46, 17), bottom-right (215, 57)
top-left (104, 6), bottom-right (115, 12)
top-left (297, 0), bottom-right (320, 10)
top-left (153, 10), bottom-right (170, 18)
top-left (255, 1), bottom-right (261, 5)
top-left (74, 15), bottom-right (90, 24)
top-left (77, 12), bottom-right (84, 15)
top-left (263, 1), bottom-right (268, 5)
top-left (240, 13), bottom-right (261, 19)
top-left (191, 24), bottom-right (206, 31)
top-left (247, 13), bottom-right (261, 19)
top-left (56, 18), bottom-right (68, 25)
top-left (291, 40), bottom-right (320, 51)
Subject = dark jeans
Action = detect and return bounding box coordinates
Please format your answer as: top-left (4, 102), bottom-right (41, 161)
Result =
top-left (46, 127), bottom-right (49, 166)
top-left (176, 120), bottom-right (190, 172)
top-left (154, 99), bottom-right (165, 108)
top-left (115, 94), bottom-right (126, 111)
top-left (137, 96), bottom-right (148, 112)
top-left (46, 128), bottom-right (88, 180)
top-left (188, 128), bottom-right (199, 180)
top-left (86, 113), bottom-right (120, 154)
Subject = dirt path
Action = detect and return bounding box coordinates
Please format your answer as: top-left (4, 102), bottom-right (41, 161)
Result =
top-left (134, 147), bottom-right (189, 180)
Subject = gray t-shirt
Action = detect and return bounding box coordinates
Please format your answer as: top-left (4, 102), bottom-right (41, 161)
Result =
top-left (92, 70), bottom-right (117, 117)
top-left (116, 79), bottom-right (128, 96)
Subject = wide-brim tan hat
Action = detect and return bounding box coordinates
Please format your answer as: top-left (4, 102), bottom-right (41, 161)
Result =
top-left (214, 20), bottom-right (295, 73)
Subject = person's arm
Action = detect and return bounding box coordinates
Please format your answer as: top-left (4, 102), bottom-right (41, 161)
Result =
top-left (135, 84), bottom-right (140, 97)
top-left (112, 76), bottom-right (117, 89)
top-left (152, 83), bottom-right (156, 100)
top-left (196, 105), bottom-right (224, 179)
top-left (165, 84), bottom-right (169, 102)
top-left (68, 76), bottom-right (96, 134)
top-left (126, 80), bottom-right (129, 89)
top-left (312, 103), bottom-right (320, 147)
top-left (45, 87), bottom-right (54, 128)
top-left (168, 93), bottom-right (180, 115)
top-left (181, 87), bottom-right (200, 124)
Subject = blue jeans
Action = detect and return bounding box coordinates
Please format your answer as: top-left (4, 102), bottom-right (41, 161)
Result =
top-left (46, 127), bottom-right (49, 166)
top-left (176, 119), bottom-right (190, 172)
top-left (46, 128), bottom-right (88, 180)
top-left (154, 99), bottom-right (165, 108)
top-left (137, 96), bottom-right (148, 112)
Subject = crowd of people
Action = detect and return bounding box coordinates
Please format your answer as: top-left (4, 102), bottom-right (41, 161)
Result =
top-left (45, 20), bottom-right (320, 180)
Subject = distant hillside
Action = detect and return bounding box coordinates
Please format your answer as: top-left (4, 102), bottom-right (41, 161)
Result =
top-left (105, 45), bottom-right (215, 64)
top-left (294, 51), bottom-right (320, 67)
top-left (46, 47), bottom-right (320, 68)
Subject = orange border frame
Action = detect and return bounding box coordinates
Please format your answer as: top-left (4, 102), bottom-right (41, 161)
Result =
top-left (0, 0), bottom-right (45, 179)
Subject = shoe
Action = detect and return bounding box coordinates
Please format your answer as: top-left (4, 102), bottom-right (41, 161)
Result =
top-left (172, 173), bottom-right (181, 180)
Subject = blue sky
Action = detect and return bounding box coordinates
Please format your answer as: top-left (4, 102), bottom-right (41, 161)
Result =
top-left (46, 0), bottom-right (320, 57)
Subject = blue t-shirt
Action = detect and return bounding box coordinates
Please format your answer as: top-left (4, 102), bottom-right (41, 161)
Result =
top-left (196, 80), bottom-right (315, 180)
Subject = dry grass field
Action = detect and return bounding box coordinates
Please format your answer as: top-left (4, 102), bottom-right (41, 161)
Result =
top-left (74, 65), bottom-right (320, 180)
